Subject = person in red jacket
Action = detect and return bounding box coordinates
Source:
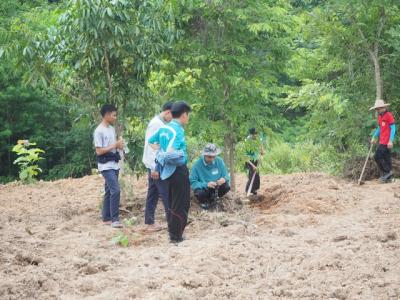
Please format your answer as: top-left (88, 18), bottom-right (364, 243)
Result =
top-left (370, 99), bottom-right (396, 183)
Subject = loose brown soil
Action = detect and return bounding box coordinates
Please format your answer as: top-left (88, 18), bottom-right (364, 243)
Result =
top-left (0, 173), bottom-right (399, 299)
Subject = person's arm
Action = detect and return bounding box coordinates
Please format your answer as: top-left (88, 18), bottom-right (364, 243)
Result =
top-left (373, 127), bottom-right (380, 138)
top-left (247, 160), bottom-right (257, 170)
top-left (371, 127), bottom-right (380, 144)
top-left (217, 158), bottom-right (230, 185)
top-left (388, 124), bottom-right (396, 149)
top-left (96, 144), bottom-right (119, 156)
top-left (94, 131), bottom-right (123, 156)
top-left (145, 121), bottom-right (160, 171)
top-left (189, 165), bottom-right (208, 190)
top-left (390, 124), bottom-right (396, 143)
top-left (148, 128), bottom-right (161, 150)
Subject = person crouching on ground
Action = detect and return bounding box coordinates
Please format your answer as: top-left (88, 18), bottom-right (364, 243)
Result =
top-left (93, 104), bottom-right (124, 228)
top-left (148, 101), bottom-right (191, 244)
top-left (190, 143), bottom-right (230, 210)
top-left (370, 99), bottom-right (396, 183)
top-left (142, 102), bottom-right (174, 232)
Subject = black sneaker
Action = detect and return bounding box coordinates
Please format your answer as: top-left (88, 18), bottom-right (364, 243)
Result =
top-left (170, 237), bottom-right (184, 244)
top-left (383, 171), bottom-right (393, 180)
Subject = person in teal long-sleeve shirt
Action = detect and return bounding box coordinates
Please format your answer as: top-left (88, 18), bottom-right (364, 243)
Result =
top-left (148, 101), bottom-right (191, 243)
top-left (190, 143), bottom-right (230, 210)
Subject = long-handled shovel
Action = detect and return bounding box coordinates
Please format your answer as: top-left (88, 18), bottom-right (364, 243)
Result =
top-left (357, 143), bottom-right (374, 185)
top-left (247, 172), bottom-right (257, 197)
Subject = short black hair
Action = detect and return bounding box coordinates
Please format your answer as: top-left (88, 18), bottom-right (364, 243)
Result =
top-left (171, 101), bottom-right (191, 118)
top-left (100, 104), bottom-right (117, 117)
top-left (162, 101), bottom-right (173, 112)
top-left (249, 127), bottom-right (257, 135)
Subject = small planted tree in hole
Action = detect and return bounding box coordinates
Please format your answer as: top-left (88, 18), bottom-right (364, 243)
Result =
top-left (12, 140), bottom-right (45, 183)
top-left (112, 233), bottom-right (129, 247)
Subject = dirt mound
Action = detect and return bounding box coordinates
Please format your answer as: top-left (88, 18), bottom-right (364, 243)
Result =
top-left (255, 173), bottom-right (354, 214)
top-left (342, 156), bottom-right (380, 181)
top-left (342, 155), bottom-right (400, 181)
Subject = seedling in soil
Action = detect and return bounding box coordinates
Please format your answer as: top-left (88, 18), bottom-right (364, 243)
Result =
top-left (12, 140), bottom-right (45, 183)
top-left (112, 233), bottom-right (129, 247)
top-left (123, 216), bottom-right (138, 227)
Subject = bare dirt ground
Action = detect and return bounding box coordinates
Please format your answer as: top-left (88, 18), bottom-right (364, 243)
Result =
top-left (0, 173), bottom-right (399, 300)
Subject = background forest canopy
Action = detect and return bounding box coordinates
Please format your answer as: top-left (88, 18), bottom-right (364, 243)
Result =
top-left (1, 0), bottom-right (400, 185)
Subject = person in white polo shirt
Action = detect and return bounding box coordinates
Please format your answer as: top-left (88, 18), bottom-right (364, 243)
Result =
top-left (142, 102), bottom-right (173, 231)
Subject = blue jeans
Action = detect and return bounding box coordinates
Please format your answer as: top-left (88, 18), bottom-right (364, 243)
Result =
top-left (101, 169), bottom-right (120, 222)
top-left (145, 170), bottom-right (169, 224)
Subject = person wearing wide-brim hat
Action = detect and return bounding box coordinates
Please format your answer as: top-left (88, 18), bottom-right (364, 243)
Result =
top-left (190, 143), bottom-right (230, 210)
top-left (370, 99), bottom-right (396, 183)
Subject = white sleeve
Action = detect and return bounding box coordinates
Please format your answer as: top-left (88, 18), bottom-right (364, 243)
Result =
top-left (143, 119), bottom-right (161, 170)
top-left (93, 130), bottom-right (104, 148)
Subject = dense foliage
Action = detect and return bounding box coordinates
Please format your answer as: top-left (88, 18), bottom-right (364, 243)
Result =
top-left (1, 0), bottom-right (400, 185)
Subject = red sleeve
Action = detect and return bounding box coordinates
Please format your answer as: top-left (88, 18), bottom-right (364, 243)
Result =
top-left (386, 112), bottom-right (395, 124)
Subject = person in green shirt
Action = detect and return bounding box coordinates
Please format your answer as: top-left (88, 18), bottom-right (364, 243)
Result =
top-left (190, 143), bottom-right (230, 210)
top-left (245, 127), bottom-right (264, 195)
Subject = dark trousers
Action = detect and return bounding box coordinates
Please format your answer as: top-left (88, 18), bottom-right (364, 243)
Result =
top-left (144, 170), bottom-right (169, 225)
top-left (374, 144), bottom-right (392, 174)
top-left (245, 160), bottom-right (260, 194)
top-left (101, 169), bottom-right (120, 222)
top-left (167, 165), bottom-right (190, 241)
top-left (194, 182), bottom-right (230, 204)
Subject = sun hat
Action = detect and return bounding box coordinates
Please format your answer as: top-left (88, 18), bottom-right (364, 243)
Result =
top-left (202, 143), bottom-right (221, 156)
top-left (369, 99), bottom-right (390, 111)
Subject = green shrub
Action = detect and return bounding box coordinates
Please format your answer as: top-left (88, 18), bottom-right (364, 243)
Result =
top-left (260, 141), bottom-right (345, 175)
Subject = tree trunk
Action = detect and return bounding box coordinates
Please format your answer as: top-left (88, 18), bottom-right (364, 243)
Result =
top-left (369, 50), bottom-right (383, 100)
top-left (222, 83), bottom-right (236, 191)
top-left (358, 7), bottom-right (385, 100)
top-left (223, 131), bottom-right (236, 191)
top-left (103, 48), bottom-right (113, 101)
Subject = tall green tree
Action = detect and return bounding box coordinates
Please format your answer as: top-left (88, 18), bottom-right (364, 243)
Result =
top-left (286, 0), bottom-right (400, 153)
top-left (150, 0), bottom-right (293, 189)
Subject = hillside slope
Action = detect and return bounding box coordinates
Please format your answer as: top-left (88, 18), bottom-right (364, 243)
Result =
top-left (0, 173), bottom-right (399, 299)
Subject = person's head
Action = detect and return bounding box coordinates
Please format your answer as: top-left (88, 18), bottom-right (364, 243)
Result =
top-left (202, 143), bottom-right (220, 164)
top-left (249, 127), bottom-right (257, 138)
top-left (171, 101), bottom-right (191, 125)
top-left (376, 107), bottom-right (387, 114)
top-left (100, 104), bottom-right (118, 124)
top-left (370, 99), bottom-right (389, 114)
top-left (160, 101), bottom-right (173, 122)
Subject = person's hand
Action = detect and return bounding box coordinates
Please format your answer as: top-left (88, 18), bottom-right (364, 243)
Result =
top-left (388, 142), bottom-right (393, 149)
top-left (216, 178), bottom-right (226, 186)
top-left (115, 139), bottom-right (124, 150)
top-left (252, 165), bottom-right (258, 171)
top-left (371, 138), bottom-right (377, 145)
top-left (151, 171), bottom-right (160, 180)
top-left (150, 144), bottom-right (160, 150)
top-left (207, 181), bottom-right (217, 188)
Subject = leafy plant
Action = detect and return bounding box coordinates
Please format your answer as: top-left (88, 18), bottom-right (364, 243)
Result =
top-left (111, 233), bottom-right (129, 247)
top-left (123, 216), bottom-right (138, 227)
top-left (12, 140), bottom-right (45, 183)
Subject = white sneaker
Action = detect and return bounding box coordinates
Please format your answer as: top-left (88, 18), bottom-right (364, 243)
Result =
top-left (111, 221), bottom-right (123, 228)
